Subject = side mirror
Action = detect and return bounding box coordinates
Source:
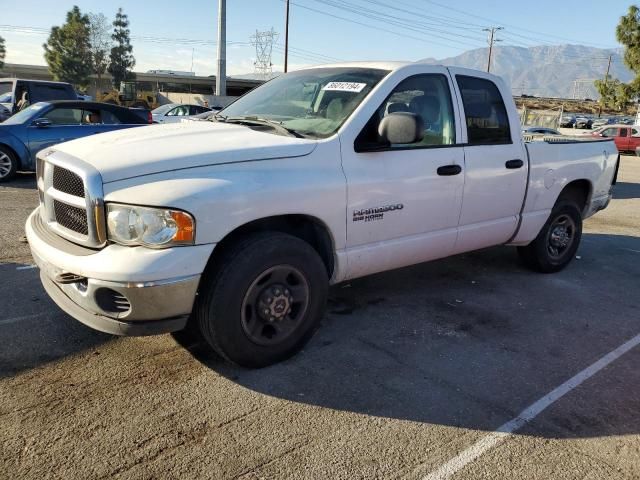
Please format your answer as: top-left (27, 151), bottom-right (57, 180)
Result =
top-left (32, 118), bottom-right (52, 128)
top-left (378, 112), bottom-right (424, 145)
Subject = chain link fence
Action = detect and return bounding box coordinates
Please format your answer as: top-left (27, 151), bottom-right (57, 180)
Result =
top-left (518, 107), bottom-right (564, 128)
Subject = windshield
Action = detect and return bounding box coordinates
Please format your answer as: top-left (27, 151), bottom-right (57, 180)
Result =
top-left (152, 104), bottom-right (177, 115)
top-left (0, 92), bottom-right (12, 104)
top-left (220, 67), bottom-right (389, 138)
top-left (2, 102), bottom-right (49, 125)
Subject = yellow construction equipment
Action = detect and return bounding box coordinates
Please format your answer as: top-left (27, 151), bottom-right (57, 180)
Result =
top-left (97, 82), bottom-right (160, 110)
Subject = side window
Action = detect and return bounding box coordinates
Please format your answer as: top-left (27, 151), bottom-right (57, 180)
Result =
top-left (30, 84), bottom-right (75, 102)
top-left (355, 74), bottom-right (456, 150)
top-left (99, 110), bottom-right (121, 124)
top-left (601, 128), bottom-right (616, 137)
top-left (456, 75), bottom-right (511, 145)
top-left (167, 105), bottom-right (189, 116)
top-left (620, 128), bottom-right (628, 137)
top-left (190, 105), bottom-right (207, 115)
top-left (41, 107), bottom-right (83, 125)
top-left (632, 128), bottom-right (640, 137)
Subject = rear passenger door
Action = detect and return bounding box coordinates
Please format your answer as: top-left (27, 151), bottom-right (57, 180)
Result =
top-left (450, 71), bottom-right (528, 253)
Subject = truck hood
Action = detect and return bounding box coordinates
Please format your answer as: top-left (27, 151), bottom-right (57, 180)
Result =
top-left (52, 121), bottom-right (318, 183)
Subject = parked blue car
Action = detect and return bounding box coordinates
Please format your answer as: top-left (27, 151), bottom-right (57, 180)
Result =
top-left (0, 100), bottom-right (149, 182)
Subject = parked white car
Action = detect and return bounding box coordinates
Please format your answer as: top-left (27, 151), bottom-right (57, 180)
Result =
top-left (26, 62), bottom-right (619, 367)
top-left (151, 103), bottom-right (212, 123)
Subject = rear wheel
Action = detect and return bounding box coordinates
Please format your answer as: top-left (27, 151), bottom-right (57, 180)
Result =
top-left (0, 146), bottom-right (18, 183)
top-left (518, 200), bottom-right (583, 273)
top-left (193, 232), bottom-right (328, 368)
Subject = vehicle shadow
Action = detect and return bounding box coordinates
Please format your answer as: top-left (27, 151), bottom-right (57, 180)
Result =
top-left (180, 232), bottom-right (640, 439)
top-left (0, 262), bottom-right (111, 378)
top-left (613, 181), bottom-right (640, 200)
top-left (4, 172), bottom-right (36, 189)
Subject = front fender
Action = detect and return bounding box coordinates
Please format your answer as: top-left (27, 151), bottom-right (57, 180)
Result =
top-left (0, 131), bottom-right (30, 169)
top-left (102, 143), bottom-right (347, 250)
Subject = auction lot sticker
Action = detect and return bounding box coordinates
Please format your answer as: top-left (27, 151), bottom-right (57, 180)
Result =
top-left (322, 82), bottom-right (367, 92)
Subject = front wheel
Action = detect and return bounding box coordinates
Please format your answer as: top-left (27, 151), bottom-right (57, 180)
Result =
top-left (194, 232), bottom-right (329, 368)
top-left (0, 146), bottom-right (18, 183)
top-left (518, 201), bottom-right (583, 273)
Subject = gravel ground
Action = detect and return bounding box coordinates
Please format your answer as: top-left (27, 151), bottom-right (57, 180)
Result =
top-left (0, 156), bottom-right (638, 479)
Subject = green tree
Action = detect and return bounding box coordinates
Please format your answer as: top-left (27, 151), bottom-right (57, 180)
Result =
top-left (0, 36), bottom-right (6, 69)
top-left (617, 5), bottom-right (640, 75)
top-left (43, 6), bottom-right (92, 88)
top-left (108, 8), bottom-right (135, 89)
top-left (595, 75), bottom-right (632, 110)
top-left (88, 13), bottom-right (112, 88)
top-left (595, 5), bottom-right (640, 111)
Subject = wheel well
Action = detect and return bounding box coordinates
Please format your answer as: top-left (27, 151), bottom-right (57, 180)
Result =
top-left (206, 215), bottom-right (335, 278)
top-left (558, 179), bottom-right (592, 216)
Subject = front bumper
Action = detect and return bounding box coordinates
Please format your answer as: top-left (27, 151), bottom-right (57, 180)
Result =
top-left (26, 208), bottom-right (210, 336)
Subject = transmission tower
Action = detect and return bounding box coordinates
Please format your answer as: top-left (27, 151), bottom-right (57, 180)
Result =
top-left (250, 28), bottom-right (278, 80)
top-left (572, 78), bottom-right (597, 100)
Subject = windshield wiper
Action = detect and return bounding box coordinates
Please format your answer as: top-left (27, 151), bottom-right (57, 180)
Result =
top-left (220, 115), bottom-right (306, 138)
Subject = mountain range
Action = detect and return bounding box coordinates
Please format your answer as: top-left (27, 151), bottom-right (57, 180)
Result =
top-left (420, 44), bottom-right (633, 99)
top-left (234, 45), bottom-right (633, 99)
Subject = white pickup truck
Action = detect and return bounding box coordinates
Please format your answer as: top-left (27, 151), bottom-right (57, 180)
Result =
top-left (26, 62), bottom-right (619, 367)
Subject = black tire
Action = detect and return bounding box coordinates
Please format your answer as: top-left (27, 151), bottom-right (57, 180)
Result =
top-left (0, 146), bottom-right (18, 183)
top-left (194, 232), bottom-right (328, 368)
top-left (518, 200), bottom-right (583, 273)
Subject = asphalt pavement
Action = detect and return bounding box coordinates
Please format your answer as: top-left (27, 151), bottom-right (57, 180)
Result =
top-left (0, 157), bottom-right (639, 479)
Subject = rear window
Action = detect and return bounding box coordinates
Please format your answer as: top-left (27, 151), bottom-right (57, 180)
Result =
top-left (30, 83), bottom-right (76, 102)
top-left (456, 75), bottom-right (511, 145)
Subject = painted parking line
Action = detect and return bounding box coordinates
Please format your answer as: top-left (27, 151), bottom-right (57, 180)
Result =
top-left (0, 312), bottom-right (47, 326)
top-left (421, 332), bottom-right (640, 480)
top-left (15, 264), bottom-right (37, 270)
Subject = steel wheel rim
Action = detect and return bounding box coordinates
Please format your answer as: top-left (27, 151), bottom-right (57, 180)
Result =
top-left (240, 265), bottom-right (310, 346)
top-left (0, 152), bottom-right (12, 178)
top-left (546, 214), bottom-right (576, 259)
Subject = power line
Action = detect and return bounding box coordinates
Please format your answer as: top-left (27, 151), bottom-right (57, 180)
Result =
top-left (306, 0), bottom-right (485, 47)
top-left (420, 0), bottom-right (619, 50)
top-left (279, 0), bottom-right (479, 52)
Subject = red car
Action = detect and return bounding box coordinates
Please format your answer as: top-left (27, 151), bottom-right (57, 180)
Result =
top-left (592, 124), bottom-right (640, 153)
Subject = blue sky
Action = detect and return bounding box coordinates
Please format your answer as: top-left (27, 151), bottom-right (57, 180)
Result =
top-left (0, 0), bottom-right (629, 76)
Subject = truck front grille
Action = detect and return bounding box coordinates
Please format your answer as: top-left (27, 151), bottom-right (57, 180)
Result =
top-left (53, 200), bottom-right (89, 235)
top-left (37, 151), bottom-right (106, 248)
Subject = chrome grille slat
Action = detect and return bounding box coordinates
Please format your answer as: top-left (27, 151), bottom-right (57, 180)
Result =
top-left (46, 188), bottom-right (87, 208)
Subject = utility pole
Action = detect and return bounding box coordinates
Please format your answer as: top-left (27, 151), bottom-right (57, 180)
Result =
top-left (483, 26), bottom-right (503, 73)
top-left (284, 0), bottom-right (290, 73)
top-left (597, 54), bottom-right (612, 118)
top-left (216, 0), bottom-right (226, 96)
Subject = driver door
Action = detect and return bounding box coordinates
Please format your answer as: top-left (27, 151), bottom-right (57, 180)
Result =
top-left (27, 105), bottom-right (87, 163)
top-left (340, 69), bottom-right (465, 279)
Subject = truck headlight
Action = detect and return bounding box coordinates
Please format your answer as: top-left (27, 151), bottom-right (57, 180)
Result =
top-left (106, 203), bottom-right (195, 247)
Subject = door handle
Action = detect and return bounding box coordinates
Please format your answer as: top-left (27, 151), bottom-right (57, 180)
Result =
top-left (505, 159), bottom-right (524, 169)
top-left (437, 164), bottom-right (462, 176)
